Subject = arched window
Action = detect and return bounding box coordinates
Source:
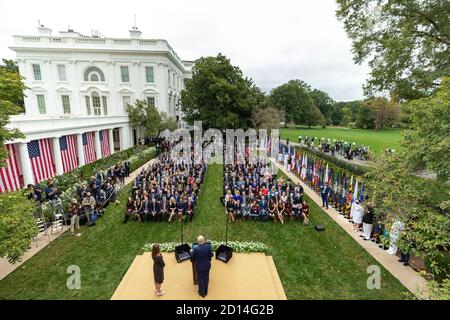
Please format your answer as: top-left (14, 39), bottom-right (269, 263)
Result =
top-left (84, 66), bottom-right (105, 82)
top-left (85, 91), bottom-right (108, 116)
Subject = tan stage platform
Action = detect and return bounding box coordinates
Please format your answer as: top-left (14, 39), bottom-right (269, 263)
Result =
top-left (111, 252), bottom-right (287, 300)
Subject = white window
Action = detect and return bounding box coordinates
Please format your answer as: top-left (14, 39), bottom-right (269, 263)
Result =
top-left (85, 96), bottom-right (91, 115)
top-left (102, 96), bottom-right (108, 115)
top-left (57, 65), bottom-right (67, 81)
top-left (92, 92), bottom-right (101, 116)
top-left (120, 66), bottom-right (129, 83)
top-left (61, 95), bottom-right (70, 114)
top-left (36, 95), bottom-right (46, 114)
top-left (145, 66), bottom-right (154, 83)
top-left (32, 64), bottom-right (42, 80)
top-left (86, 92), bottom-right (107, 116)
top-left (122, 96), bottom-right (131, 108)
top-left (147, 96), bottom-right (155, 108)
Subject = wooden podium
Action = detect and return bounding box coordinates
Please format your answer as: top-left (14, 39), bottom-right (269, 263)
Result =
top-left (191, 259), bottom-right (198, 285)
top-left (190, 246), bottom-right (198, 285)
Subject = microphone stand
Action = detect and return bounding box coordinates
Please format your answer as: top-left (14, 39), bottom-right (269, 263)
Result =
top-left (181, 217), bottom-right (184, 244)
top-left (225, 215), bottom-right (229, 246)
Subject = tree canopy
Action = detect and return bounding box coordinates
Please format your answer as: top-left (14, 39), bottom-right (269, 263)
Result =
top-left (402, 77), bottom-right (450, 182)
top-left (125, 99), bottom-right (177, 137)
top-left (269, 79), bottom-right (317, 126)
top-left (180, 53), bottom-right (259, 130)
top-left (0, 65), bottom-right (25, 162)
top-left (336, 0), bottom-right (450, 101)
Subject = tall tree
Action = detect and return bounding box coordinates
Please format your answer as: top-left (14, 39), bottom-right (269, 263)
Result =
top-left (125, 99), bottom-right (177, 138)
top-left (368, 97), bottom-right (401, 130)
top-left (251, 106), bottom-right (284, 131)
top-left (309, 89), bottom-right (335, 124)
top-left (270, 79), bottom-right (317, 125)
top-left (0, 67), bottom-right (25, 162)
top-left (336, 0), bottom-right (450, 101)
top-left (402, 77), bottom-right (450, 181)
top-left (180, 54), bottom-right (257, 130)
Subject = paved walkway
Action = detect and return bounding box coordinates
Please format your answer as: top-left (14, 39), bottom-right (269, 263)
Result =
top-left (0, 157), bottom-right (158, 281)
top-left (271, 159), bottom-right (430, 299)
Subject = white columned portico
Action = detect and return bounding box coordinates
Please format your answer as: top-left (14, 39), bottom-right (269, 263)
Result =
top-left (94, 130), bottom-right (102, 160)
top-left (108, 128), bottom-right (115, 155)
top-left (76, 133), bottom-right (85, 166)
top-left (51, 137), bottom-right (64, 175)
top-left (18, 142), bottom-right (34, 186)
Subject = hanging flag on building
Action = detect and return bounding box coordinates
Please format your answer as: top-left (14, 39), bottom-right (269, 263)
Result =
top-left (0, 144), bottom-right (22, 192)
top-left (59, 134), bottom-right (78, 173)
top-left (82, 132), bottom-right (97, 164)
top-left (27, 138), bottom-right (56, 183)
top-left (100, 129), bottom-right (111, 157)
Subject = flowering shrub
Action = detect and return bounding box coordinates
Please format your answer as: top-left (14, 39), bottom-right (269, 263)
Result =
top-left (143, 240), bottom-right (268, 253)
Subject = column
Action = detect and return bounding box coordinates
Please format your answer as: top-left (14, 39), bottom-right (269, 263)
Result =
top-left (94, 130), bottom-right (102, 159)
top-left (52, 137), bottom-right (64, 175)
top-left (118, 127), bottom-right (124, 151)
top-left (108, 128), bottom-right (115, 155)
top-left (120, 126), bottom-right (131, 150)
top-left (76, 133), bottom-right (85, 166)
top-left (18, 142), bottom-right (34, 186)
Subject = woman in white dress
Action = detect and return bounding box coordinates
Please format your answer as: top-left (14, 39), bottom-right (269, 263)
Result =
top-left (350, 200), bottom-right (364, 231)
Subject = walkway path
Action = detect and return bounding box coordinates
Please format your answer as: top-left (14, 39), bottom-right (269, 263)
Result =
top-left (271, 159), bottom-right (430, 299)
top-left (0, 156), bottom-right (157, 281)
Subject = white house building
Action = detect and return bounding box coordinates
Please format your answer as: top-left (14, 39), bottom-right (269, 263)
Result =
top-left (1, 25), bottom-right (193, 192)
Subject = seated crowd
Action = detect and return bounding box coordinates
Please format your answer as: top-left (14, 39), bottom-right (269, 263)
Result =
top-left (223, 160), bottom-right (310, 224)
top-left (123, 151), bottom-right (206, 224)
top-left (27, 160), bottom-right (131, 235)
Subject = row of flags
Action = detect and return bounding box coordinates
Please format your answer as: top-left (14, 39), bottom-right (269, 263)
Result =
top-left (279, 143), bottom-right (366, 206)
top-left (0, 130), bottom-right (112, 192)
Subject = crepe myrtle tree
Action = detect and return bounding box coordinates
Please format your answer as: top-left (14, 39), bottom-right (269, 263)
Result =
top-left (125, 99), bottom-right (177, 138)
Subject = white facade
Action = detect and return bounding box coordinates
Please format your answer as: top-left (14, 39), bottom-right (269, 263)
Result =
top-left (5, 26), bottom-right (193, 187)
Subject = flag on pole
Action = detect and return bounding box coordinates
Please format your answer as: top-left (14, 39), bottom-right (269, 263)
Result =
top-left (352, 180), bottom-right (359, 204)
top-left (82, 132), bottom-right (97, 164)
top-left (27, 138), bottom-right (56, 183)
top-left (59, 135), bottom-right (78, 173)
top-left (0, 144), bottom-right (22, 192)
top-left (359, 182), bottom-right (365, 202)
top-left (100, 129), bottom-right (111, 157)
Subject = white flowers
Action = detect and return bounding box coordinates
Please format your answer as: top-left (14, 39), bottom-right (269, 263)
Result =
top-left (142, 240), bottom-right (268, 253)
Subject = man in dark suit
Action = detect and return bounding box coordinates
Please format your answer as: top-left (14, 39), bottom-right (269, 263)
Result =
top-left (192, 235), bottom-right (213, 297)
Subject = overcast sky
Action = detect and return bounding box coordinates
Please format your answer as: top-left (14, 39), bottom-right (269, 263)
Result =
top-left (0, 0), bottom-right (370, 101)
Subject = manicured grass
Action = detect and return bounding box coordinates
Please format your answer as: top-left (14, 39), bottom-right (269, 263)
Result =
top-left (0, 164), bottom-right (411, 299)
top-left (280, 126), bottom-right (403, 154)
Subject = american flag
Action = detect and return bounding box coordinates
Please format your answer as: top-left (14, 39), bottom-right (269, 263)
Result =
top-left (99, 129), bottom-right (111, 157)
top-left (0, 144), bottom-right (22, 192)
top-left (27, 138), bottom-right (56, 183)
top-left (82, 132), bottom-right (97, 164)
top-left (59, 135), bottom-right (78, 173)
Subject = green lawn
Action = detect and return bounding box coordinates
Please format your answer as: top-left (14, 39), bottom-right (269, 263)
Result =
top-left (0, 164), bottom-right (411, 299)
top-left (280, 126), bottom-right (403, 154)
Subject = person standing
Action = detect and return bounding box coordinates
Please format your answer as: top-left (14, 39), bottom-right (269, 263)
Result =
top-left (152, 243), bottom-right (165, 296)
top-left (350, 199), bottom-right (364, 232)
top-left (321, 183), bottom-right (331, 209)
top-left (68, 199), bottom-right (82, 236)
top-left (192, 235), bottom-right (213, 298)
top-left (362, 203), bottom-right (375, 240)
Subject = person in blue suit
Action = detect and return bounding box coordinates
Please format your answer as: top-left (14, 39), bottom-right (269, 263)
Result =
top-left (191, 235), bottom-right (213, 297)
top-left (320, 182), bottom-right (331, 209)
